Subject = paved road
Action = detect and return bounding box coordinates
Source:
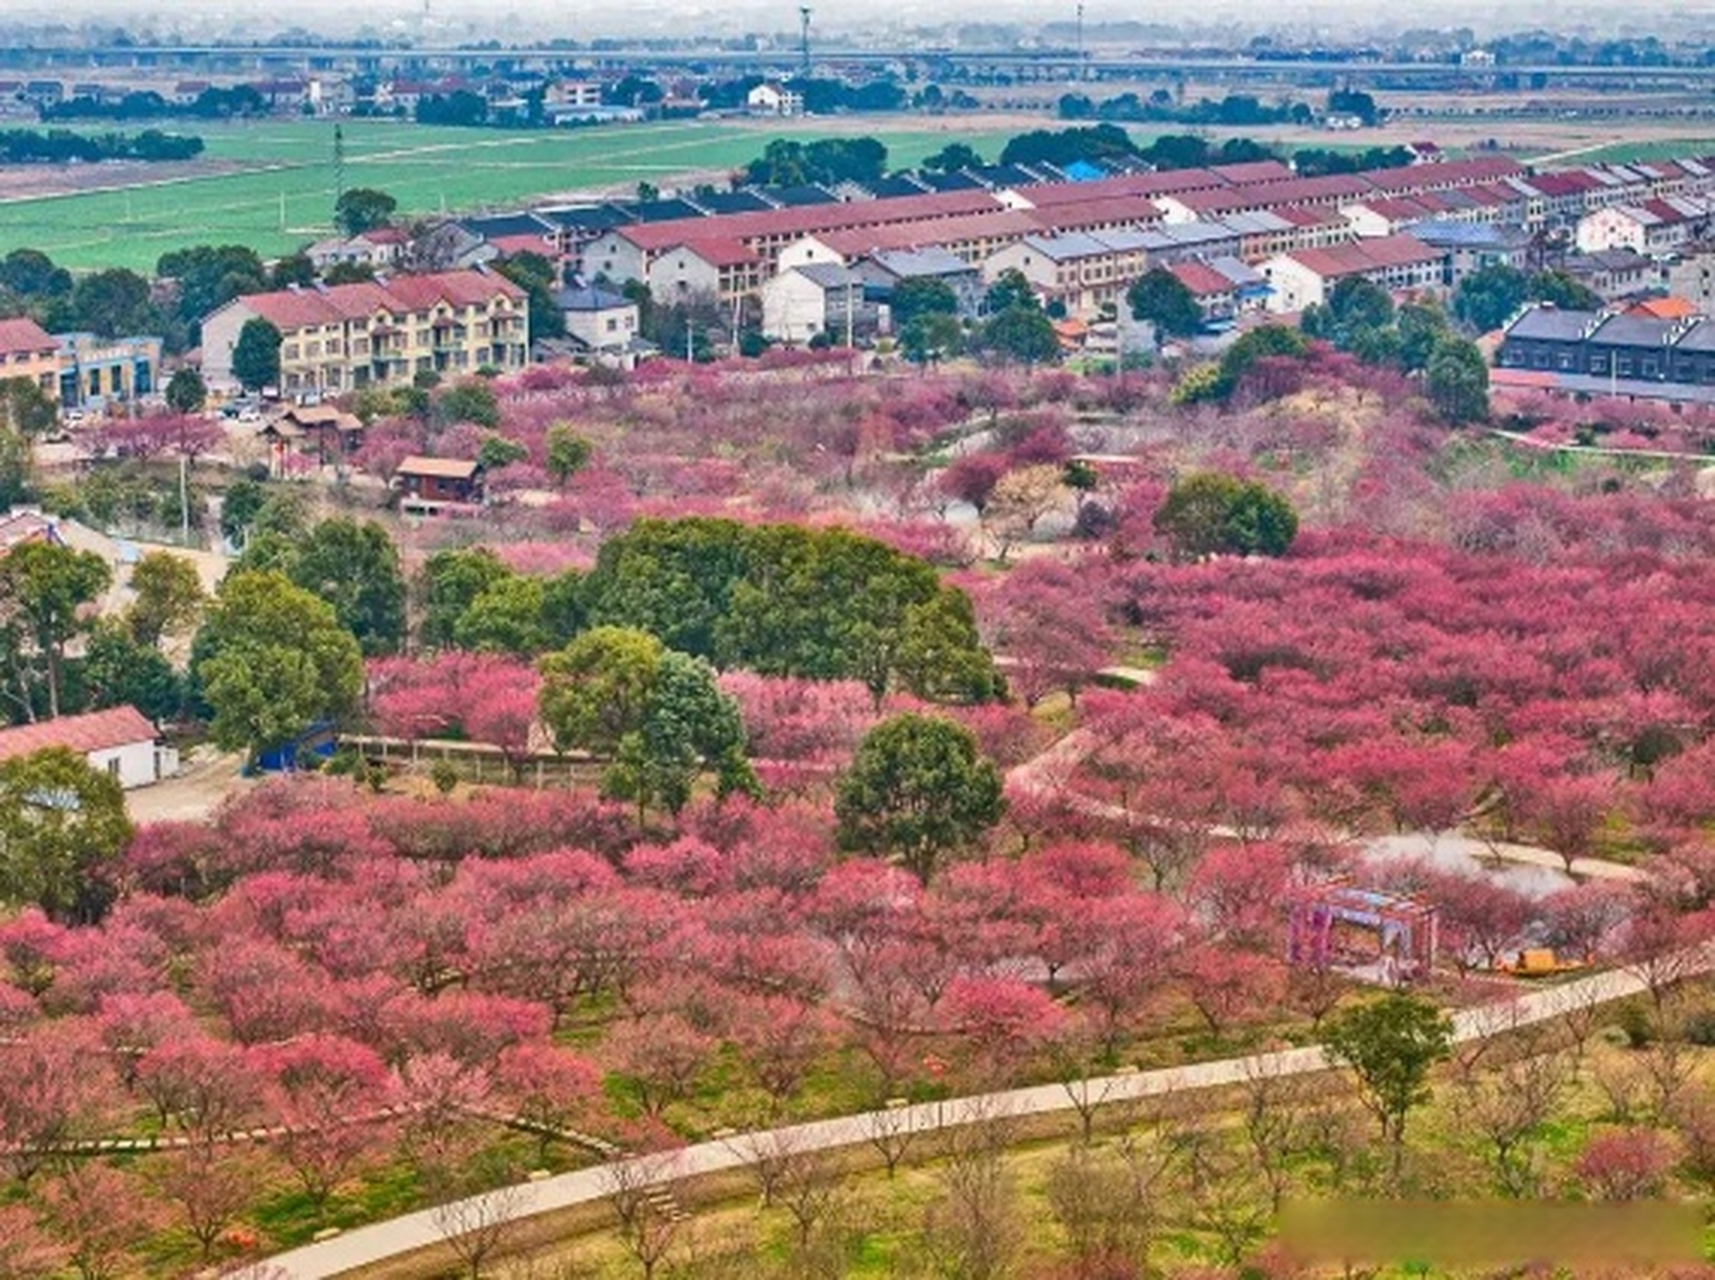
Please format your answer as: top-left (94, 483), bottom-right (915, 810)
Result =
top-left (268, 957), bottom-right (1681, 1279)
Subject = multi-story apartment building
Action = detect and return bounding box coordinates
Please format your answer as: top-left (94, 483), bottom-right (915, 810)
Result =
top-left (0, 318), bottom-right (61, 397)
top-left (201, 270), bottom-right (528, 395)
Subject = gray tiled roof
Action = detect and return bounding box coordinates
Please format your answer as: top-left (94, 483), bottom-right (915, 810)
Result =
top-left (1504, 305), bottom-right (1602, 342)
top-left (1589, 313), bottom-right (1676, 347)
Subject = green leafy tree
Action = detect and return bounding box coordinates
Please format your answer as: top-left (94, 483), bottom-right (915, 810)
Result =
top-left (979, 306), bottom-right (1061, 366)
top-left (218, 477), bottom-right (268, 547)
top-left (0, 377), bottom-right (58, 437)
top-left (538, 626), bottom-right (665, 755)
top-left (284, 518), bottom-right (408, 656)
top-left (432, 380), bottom-right (502, 430)
top-left (1395, 301), bottom-right (1451, 373)
top-left (604, 649), bottom-right (757, 817)
top-left (164, 368), bottom-right (208, 414)
top-left (835, 713), bottom-right (1004, 884)
top-left (69, 268), bottom-right (159, 339)
top-left (540, 627), bottom-right (754, 818)
top-left (889, 277), bottom-right (960, 328)
top-left (1127, 267), bottom-right (1203, 340)
top-left (82, 619), bottom-right (183, 723)
top-left (893, 592), bottom-right (1000, 704)
top-left (477, 434), bottom-right (529, 471)
top-left (922, 142), bottom-right (984, 172)
top-left (494, 250), bottom-right (566, 341)
top-left (126, 550), bottom-right (205, 647)
top-left (0, 541), bottom-right (112, 718)
top-left (1425, 335), bottom-right (1490, 425)
top-left (1451, 264), bottom-right (1528, 334)
top-left (1153, 471), bottom-right (1298, 561)
top-left (453, 575), bottom-right (550, 656)
top-left (1322, 993), bottom-right (1452, 1176)
top-left (1531, 270), bottom-right (1600, 312)
top-left (231, 318), bottom-right (282, 393)
top-left (156, 244), bottom-right (266, 331)
top-left (333, 187), bottom-right (397, 236)
top-left (323, 262), bottom-right (376, 286)
top-left (269, 253), bottom-right (317, 290)
top-left (0, 427), bottom-right (28, 509)
top-left (1214, 324), bottom-right (1309, 398)
top-left (0, 746), bottom-right (132, 923)
top-left (900, 312), bottom-right (964, 365)
top-left (417, 546), bottom-right (514, 650)
top-left (0, 248), bottom-right (72, 299)
top-left (984, 268), bottom-right (1038, 317)
top-left (544, 424), bottom-right (592, 489)
top-left (192, 571), bottom-right (364, 763)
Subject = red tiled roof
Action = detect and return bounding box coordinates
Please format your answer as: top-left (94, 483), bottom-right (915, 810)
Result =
top-left (659, 238), bottom-right (762, 268)
top-left (614, 189), bottom-right (1003, 253)
top-left (1271, 204), bottom-right (1347, 228)
top-left (1018, 169), bottom-right (1231, 208)
top-left (0, 316), bottom-right (56, 356)
top-left (1031, 195), bottom-right (1163, 231)
top-left (1283, 234), bottom-right (1442, 279)
top-left (813, 209), bottom-right (1047, 257)
top-left (1168, 260), bottom-right (1237, 297)
top-left (0, 706), bottom-right (157, 763)
top-left (232, 270), bottom-right (525, 331)
top-left (488, 232), bottom-right (558, 257)
top-left (1208, 159), bottom-right (1294, 184)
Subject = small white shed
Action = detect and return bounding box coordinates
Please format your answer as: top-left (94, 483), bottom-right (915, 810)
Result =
top-left (0, 705), bottom-right (174, 789)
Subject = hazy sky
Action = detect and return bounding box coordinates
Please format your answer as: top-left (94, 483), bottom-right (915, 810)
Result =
top-left (6, 0), bottom-right (1712, 43)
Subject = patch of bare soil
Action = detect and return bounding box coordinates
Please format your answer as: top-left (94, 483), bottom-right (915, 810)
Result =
top-left (0, 157), bottom-right (250, 202)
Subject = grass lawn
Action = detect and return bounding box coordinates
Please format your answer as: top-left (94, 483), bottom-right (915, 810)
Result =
top-left (0, 117), bottom-right (1020, 273)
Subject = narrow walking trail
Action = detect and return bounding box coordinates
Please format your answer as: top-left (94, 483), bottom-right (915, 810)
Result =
top-left (269, 958), bottom-right (1682, 1279)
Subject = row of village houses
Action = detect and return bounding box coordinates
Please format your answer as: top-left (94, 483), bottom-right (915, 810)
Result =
top-left (191, 150), bottom-right (1715, 390)
top-left (458, 152), bottom-right (1715, 343)
top-left (14, 150), bottom-right (1715, 402)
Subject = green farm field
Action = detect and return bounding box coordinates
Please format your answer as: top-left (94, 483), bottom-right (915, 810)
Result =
top-left (0, 117), bottom-right (1022, 273)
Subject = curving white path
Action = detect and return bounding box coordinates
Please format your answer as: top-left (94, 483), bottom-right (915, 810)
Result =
top-left (268, 957), bottom-right (1685, 1279)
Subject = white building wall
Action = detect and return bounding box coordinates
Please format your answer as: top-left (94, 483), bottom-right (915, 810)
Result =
top-left (1260, 256), bottom-right (1329, 313)
top-left (582, 232), bottom-right (649, 286)
top-left (981, 243), bottom-right (1058, 291)
top-left (777, 237), bottom-right (848, 271)
top-left (645, 250), bottom-right (722, 304)
top-left (761, 272), bottom-right (830, 343)
top-left (86, 739), bottom-right (163, 790)
top-left (1576, 208), bottom-right (1643, 255)
top-left (566, 304), bottom-right (639, 350)
top-left (198, 300), bottom-right (260, 390)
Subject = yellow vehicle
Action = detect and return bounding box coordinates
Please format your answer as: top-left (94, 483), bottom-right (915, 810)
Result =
top-left (1498, 948), bottom-right (1586, 977)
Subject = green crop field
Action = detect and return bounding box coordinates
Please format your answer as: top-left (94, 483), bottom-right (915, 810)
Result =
top-left (0, 117), bottom-right (1020, 273)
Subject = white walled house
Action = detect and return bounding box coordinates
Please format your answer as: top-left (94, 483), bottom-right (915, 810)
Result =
top-left (643, 241), bottom-right (765, 305)
top-left (557, 285), bottom-right (640, 353)
top-left (982, 230), bottom-right (1154, 320)
top-left (1575, 198), bottom-right (1715, 256)
top-left (747, 83), bottom-right (803, 116)
top-left (0, 705), bottom-right (175, 789)
top-left (1260, 235), bottom-right (1446, 314)
top-left (761, 264), bottom-right (873, 344)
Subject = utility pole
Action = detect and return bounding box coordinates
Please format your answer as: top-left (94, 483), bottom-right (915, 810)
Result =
top-left (799, 6), bottom-right (812, 78)
top-left (686, 314), bottom-right (695, 363)
top-left (1075, 2), bottom-right (1085, 80)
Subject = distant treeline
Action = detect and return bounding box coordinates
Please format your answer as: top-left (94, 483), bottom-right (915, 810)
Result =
top-left (0, 128), bottom-right (204, 164)
top-left (41, 85), bottom-right (267, 122)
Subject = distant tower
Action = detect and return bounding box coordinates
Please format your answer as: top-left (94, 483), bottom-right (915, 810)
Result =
top-left (799, 6), bottom-right (812, 78)
top-left (1075, 2), bottom-right (1085, 79)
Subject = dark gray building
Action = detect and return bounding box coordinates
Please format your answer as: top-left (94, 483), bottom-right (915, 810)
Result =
top-left (1498, 304), bottom-right (1715, 386)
